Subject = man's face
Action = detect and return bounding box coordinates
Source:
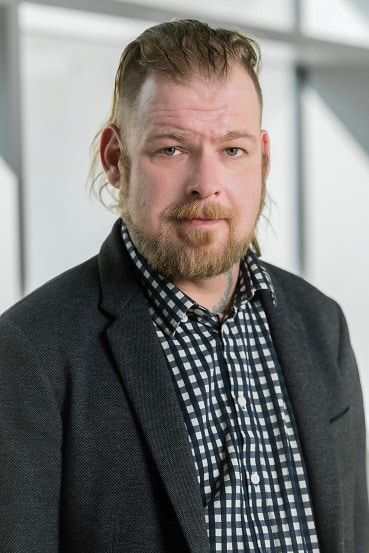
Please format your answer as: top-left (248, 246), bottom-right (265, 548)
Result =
top-left (119, 65), bottom-right (270, 282)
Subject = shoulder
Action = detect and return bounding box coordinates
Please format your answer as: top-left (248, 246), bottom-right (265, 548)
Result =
top-left (260, 261), bottom-right (360, 400)
top-left (260, 260), bottom-right (346, 342)
top-left (262, 260), bottom-right (339, 311)
top-left (0, 219), bottom-right (143, 344)
top-left (0, 256), bottom-right (106, 398)
top-left (0, 256), bottom-right (104, 350)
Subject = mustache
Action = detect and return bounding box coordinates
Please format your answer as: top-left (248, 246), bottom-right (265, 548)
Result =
top-left (164, 201), bottom-right (234, 221)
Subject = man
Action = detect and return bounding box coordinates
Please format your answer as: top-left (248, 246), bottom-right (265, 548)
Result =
top-left (0, 19), bottom-right (367, 553)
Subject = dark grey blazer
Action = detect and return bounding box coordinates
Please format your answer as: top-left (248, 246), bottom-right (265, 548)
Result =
top-left (0, 220), bottom-right (368, 552)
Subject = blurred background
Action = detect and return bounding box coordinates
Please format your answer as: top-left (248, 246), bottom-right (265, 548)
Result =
top-left (1, 0), bottom-right (369, 453)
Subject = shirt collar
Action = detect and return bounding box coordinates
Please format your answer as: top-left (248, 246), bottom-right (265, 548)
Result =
top-left (121, 222), bottom-right (276, 336)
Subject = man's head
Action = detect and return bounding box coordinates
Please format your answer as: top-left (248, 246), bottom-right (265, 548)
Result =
top-left (96, 19), bottom-right (270, 281)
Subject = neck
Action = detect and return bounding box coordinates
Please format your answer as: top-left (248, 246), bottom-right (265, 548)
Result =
top-left (174, 263), bottom-right (239, 319)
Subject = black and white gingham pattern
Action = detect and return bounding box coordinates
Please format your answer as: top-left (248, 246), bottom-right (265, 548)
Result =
top-left (122, 224), bottom-right (320, 552)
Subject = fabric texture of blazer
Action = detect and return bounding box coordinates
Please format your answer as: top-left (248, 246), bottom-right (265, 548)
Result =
top-left (0, 220), bottom-right (368, 552)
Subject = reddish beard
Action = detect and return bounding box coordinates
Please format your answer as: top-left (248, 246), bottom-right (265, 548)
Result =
top-left (123, 199), bottom-right (257, 281)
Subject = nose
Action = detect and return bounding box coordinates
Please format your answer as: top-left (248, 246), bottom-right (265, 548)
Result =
top-left (186, 150), bottom-right (222, 199)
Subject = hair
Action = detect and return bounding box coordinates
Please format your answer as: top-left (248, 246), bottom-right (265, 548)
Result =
top-left (89, 19), bottom-right (265, 251)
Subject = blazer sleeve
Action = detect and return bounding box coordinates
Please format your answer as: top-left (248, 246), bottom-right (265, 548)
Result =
top-left (337, 305), bottom-right (369, 551)
top-left (0, 317), bottom-right (62, 553)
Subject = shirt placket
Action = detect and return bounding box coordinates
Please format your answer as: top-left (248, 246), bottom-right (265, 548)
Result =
top-left (221, 309), bottom-right (278, 553)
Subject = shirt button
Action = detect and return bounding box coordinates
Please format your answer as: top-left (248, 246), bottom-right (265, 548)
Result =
top-left (251, 472), bottom-right (260, 486)
top-left (181, 314), bottom-right (188, 323)
top-left (238, 395), bottom-right (247, 410)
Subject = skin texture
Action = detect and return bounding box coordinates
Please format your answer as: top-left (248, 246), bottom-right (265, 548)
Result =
top-left (101, 65), bottom-right (270, 315)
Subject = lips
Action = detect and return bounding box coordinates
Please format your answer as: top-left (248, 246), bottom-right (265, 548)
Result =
top-left (180, 218), bottom-right (223, 226)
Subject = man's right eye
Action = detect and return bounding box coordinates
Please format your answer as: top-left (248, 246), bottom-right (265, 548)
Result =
top-left (160, 147), bottom-right (180, 156)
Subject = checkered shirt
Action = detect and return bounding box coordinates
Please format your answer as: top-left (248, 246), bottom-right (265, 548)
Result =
top-left (121, 224), bottom-right (320, 552)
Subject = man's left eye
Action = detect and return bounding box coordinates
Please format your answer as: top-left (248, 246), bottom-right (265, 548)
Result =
top-left (225, 147), bottom-right (243, 157)
top-left (161, 147), bottom-right (180, 156)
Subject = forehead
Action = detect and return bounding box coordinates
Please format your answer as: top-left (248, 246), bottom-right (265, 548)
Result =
top-left (129, 65), bottom-right (262, 136)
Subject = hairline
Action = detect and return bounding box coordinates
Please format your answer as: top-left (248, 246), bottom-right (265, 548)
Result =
top-left (117, 63), bottom-right (263, 139)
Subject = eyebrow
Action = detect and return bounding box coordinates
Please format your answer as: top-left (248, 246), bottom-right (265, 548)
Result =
top-left (147, 131), bottom-right (189, 142)
top-left (219, 130), bottom-right (258, 143)
top-left (147, 130), bottom-right (258, 143)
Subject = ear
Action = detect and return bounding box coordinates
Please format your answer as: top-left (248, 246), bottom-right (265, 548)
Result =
top-left (261, 129), bottom-right (271, 178)
top-left (100, 124), bottom-right (124, 189)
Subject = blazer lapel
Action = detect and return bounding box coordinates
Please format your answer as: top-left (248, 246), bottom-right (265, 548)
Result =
top-left (106, 295), bottom-right (209, 553)
top-left (97, 222), bottom-right (209, 552)
top-left (260, 286), bottom-right (345, 552)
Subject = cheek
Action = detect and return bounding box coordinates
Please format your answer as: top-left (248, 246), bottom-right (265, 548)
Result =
top-left (129, 193), bottom-right (154, 234)
top-left (231, 180), bottom-right (263, 236)
top-left (125, 175), bottom-right (150, 225)
top-left (126, 172), bottom-right (169, 231)
top-left (234, 179), bottom-right (263, 216)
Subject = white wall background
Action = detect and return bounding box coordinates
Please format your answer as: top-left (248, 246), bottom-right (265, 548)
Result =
top-left (302, 0), bottom-right (369, 46)
top-left (258, 47), bottom-right (298, 274)
top-left (112, 0), bottom-right (295, 30)
top-left (0, 157), bottom-right (20, 313)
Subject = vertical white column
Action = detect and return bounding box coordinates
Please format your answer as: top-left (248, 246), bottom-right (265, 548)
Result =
top-left (0, 1), bottom-right (22, 311)
top-left (0, 158), bottom-right (21, 312)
